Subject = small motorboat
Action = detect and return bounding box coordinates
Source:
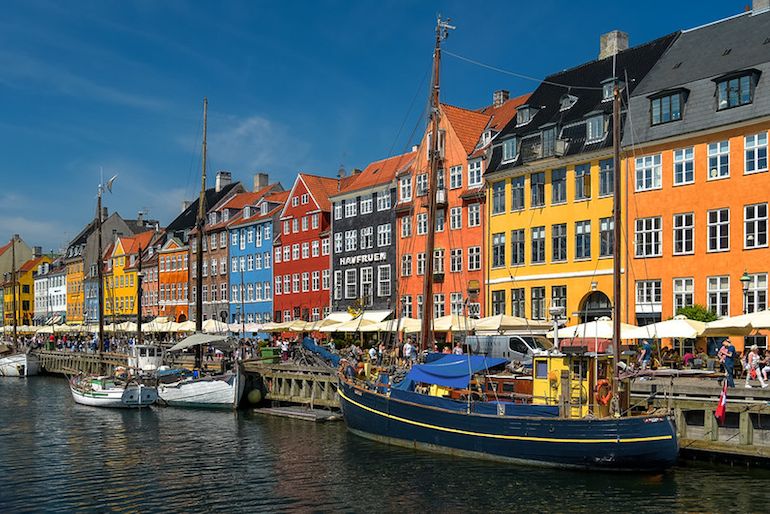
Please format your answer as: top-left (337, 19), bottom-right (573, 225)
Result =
top-left (0, 352), bottom-right (40, 377)
top-left (69, 374), bottom-right (158, 408)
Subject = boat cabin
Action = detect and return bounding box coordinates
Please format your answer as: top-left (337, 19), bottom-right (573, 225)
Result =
top-left (128, 344), bottom-right (163, 372)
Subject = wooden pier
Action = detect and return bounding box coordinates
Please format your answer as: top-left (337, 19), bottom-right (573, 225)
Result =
top-left (35, 350), bottom-right (128, 375)
top-left (244, 361), bottom-right (339, 409)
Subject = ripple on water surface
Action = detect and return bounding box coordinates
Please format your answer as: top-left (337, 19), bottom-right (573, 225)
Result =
top-left (1, 377), bottom-right (769, 513)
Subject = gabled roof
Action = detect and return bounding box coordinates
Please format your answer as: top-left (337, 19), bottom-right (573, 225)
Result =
top-left (441, 104), bottom-right (491, 155)
top-left (290, 173), bottom-right (355, 213)
top-left (264, 190), bottom-right (289, 204)
top-left (477, 93), bottom-right (531, 134)
top-left (160, 237), bottom-right (186, 252)
top-left (124, 230), bottom-right (156, 255)
top-left (166, 182), bottom-right (240, 234)
top-left (220, 183), bottom-right (283, 210)
top-left (228, 204), bottom-right (283, 229)
top-left (19, 256), bottom-right (48, 274)
top-left (333, 151), bottom-right (417, 197)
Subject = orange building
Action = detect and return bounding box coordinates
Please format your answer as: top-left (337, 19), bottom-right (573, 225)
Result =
top-left (158, 237), bottom-right (190, 322)
top-left (395, 94), bottom-right (526, 322)
top-left (623, 9), bottom-right (770, 352)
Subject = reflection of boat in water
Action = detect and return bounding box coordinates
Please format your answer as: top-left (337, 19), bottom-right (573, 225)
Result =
top-left (0, 351), bottom-right (39, 377)
top-left (70, 375), bottom-right (158, 408)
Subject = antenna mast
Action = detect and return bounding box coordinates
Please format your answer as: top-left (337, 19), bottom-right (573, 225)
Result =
top-left (611, 78), bottom-right (623, 416)
top-left (420, 16), bottom-right (454, 352)
top-left (195, 98), bottom-right (208, 369)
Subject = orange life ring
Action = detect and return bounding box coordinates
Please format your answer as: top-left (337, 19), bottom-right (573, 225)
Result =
top-left (595, 379), bottom-right (612, 405)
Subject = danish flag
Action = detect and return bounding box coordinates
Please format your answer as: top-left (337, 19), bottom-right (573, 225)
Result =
top-left (714, 380), bottom-right (728, 426)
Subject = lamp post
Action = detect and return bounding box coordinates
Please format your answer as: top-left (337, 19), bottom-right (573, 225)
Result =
top-left (740, 271), bottom-right (751, 314)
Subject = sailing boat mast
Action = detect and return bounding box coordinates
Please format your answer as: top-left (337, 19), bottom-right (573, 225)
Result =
top-left (420, 16), bottom-right (454, 352)
top-left (11, 235), bottom-right (17, 347)
top-left (194, 98), bottom-right (208, 369)
top-left (611, 78), bottom-right (623, 415)
top-left (96, 182), bottom-right (106, 370)
top-left (136, 245), bottom-right (143, 345)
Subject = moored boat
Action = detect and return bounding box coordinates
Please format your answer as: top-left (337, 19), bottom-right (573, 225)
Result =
top-left (158, 368), bottom-right (243, 409)
top-left (0, 352), bottom-right (40, 377)
top-left (70, 374), bottom-right (158, 408)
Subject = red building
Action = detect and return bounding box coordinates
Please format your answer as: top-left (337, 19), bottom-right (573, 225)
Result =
top-left (273, 173), bottom-right (354, 322)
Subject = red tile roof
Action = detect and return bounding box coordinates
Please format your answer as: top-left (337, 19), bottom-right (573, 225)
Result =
top-left (265, 190), bottom-right (289, 204)
top-left (299, 173), bottom-right (356, 212)
top-left (441, 104), bottom-right (492, 155)
top-left (227, 205), bottom-right (283, 229)
top-left (336, 151), bottom-right (416, 196)
top-left (221, 183), bottom-right (282, 210)
top-left (476, 93), bottom-right (531, 132)
top-left (18, 256), bottom-right (48, 273)
top-left (0, 240), bottom-right (12, 257)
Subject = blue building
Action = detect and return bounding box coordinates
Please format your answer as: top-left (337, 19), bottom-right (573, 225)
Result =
top-left (227, 190), bottom-right (287, 327)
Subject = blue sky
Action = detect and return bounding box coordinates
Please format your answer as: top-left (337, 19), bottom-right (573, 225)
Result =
top-left (1, 0), bottom-right (744, 251)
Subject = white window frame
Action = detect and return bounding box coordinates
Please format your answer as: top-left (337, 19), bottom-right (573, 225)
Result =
top-left (360, 195), bottom-right (373, 214)
top-left (449, 165), bottom-right (462, 189)
top-left (468, 160), bottom-right (482, 187)
top-left (707, 208), bottom-right (730, 252)
top-left (745, 132), bottom-right (768, 175)
top-left (707, 275), bottom-right (730, 317)
top-left (673, 277), bottom-right (694, 313)
top-left (707, 141), bottom-right (730, 180)
top-left (744, 203), bottom-right (768, 249)
top-left (635, 217), bottom-right (662, 258)
top-left (673, 213), bottom-right (694, 255)
top-left (450, 207), bottom-right (462, 230)
top-left (635, 154), bottom-right (662, 192)
top-left (377, 190), bottom-right (391, 211)
top-left (400, 177), bottom-right (412, 202)
top-left (468, 204), bottom-right (480, 227)
top-left (673, 147), bottom-right (695, 186)
top-left (401, 216), bottom-right (412, 238)
top-left (377, 265), bottom-right (391, 297)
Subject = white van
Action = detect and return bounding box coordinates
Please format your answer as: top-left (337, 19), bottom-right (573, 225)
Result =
top-left (466, 335), bottom-right (552, 365)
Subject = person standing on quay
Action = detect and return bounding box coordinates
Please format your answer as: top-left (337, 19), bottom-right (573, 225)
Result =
top-left (744, 345), bottom-right (768, 389)
top-left (719, 339), bottom-right (736, 388)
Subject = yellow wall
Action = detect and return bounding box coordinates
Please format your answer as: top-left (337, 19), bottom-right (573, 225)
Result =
top-left (486, 153), bottom-right (626, 325)
top-left (66, 260), bottom-right (84, 323)
top-left (4, 256), bottom-right (52, 325)
top-left (104, 240), bottom-right (137, 318)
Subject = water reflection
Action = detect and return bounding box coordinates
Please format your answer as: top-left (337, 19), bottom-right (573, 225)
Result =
top-left (1, 377), bottom-right (770, 512)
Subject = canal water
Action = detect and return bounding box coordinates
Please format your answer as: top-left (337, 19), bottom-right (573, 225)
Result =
top-left (1, 377), bottom-right (769, 513)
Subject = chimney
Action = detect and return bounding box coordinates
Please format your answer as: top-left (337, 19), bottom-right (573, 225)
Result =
top-left (411, 145), bottom-right (419, 153)
top-left (599, 30), bottom-right (629, 60)
top-left (33, 246), bottom-right (42, 257)
top-left (338, 165), bottom-right (346, 178)
top-left (102, 207), bottom-right (108, 221)
top-left (253, 172), bottom-right (269, 192)
top-left (215, 170), bottom-right (232, 192)
top-left (137, 211), bottom-right (144, 224)
top-left (493, 90), bottom-right (510, 108)
top-left (754, 0), bottom-right (770, 12)
top-left (182, 200), bottom-right (192, 212)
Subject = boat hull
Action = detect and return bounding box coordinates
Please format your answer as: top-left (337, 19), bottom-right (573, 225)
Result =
top-left (70, 381), bottom-right (158, 408)
top-left (158, 370), bottom-right (243, 409)
top-left (0, 353), bottom-right (40, 377)
top-left (338, 380), bottom-right (678, 471)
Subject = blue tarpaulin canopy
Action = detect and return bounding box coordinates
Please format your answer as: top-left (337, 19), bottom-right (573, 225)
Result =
top-left (302, 336), bottom-right (340, 367)
top-left (395, 354), bottom-right (508, 390)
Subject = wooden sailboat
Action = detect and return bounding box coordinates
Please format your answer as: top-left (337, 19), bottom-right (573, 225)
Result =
top-left (337, 17), bottom-right (678, 470)
top-left (69, 175), bottom-right (159, 408)
top-left (157, 98), bottom-right (244, 410)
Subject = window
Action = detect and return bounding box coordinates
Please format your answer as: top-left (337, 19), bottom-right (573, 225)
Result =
top-left (530, 172), bottom-right (545, 207)
top-left (511, 229), bottom-right (525, 266)
top-left (468, 247), bottom-right (481, 271)
top-left (275, 276), bottom-right (282, 295)
top-left (492, 182), bottom-right (506, 214)
top-left (635, 217), bottom-right (662, 257)
top-left (334, 271), bottom-right (342, 300)
top-left (417, 253), bottom-right (426, 275)
top-left (745, 203), bottom-right (768, 249)
top-left (301, 216), bottom-right (308, 231)
top-left (746, 273), bottom-right (768, 313)
top-left (510, 176), bottom-right (525, 210)
top-left (492, 233), bottom-right (506, 268)
top-left (449, 165), bottom-right (462, 189)
top-left (745, 132), bottom-right (768, 174)
top-left (377, 191), bottom-right (391, 211)
top-left (531, 287), bottom-right (546, 320)
top-left (551, 169), bottom-right (566, 204)
top-left (334, 203), bottom-right (342, 220)
top-left (301, 242), bottom-right (309, 259)
top-left (322, 270), bottom-right (330, 289)
top-left (636, 280), bottom-right (662, 312)
top-left (360, 195), bottom-right (373, 214)
top-left (344, 230), bottom-right (357, 252)
top-left (635, 154), bottom-right (662, 191)
top-left (575, 220), bottom-right (591, 259)
top-left (301, 193), bottom-right (308, 205)
top-left (401, 216), bottom-right (412, 238)
top-left (492, 290), bottom-right (506, 316)
top-left (673, 147), bottom-right (695, 185)
top-left (312, 240), bottom-right (320, 257)
top-left (312, 214), bottom-right (319, 229)
top-left (673, 278), bottom-right (694, 312)
top-left (468, 160), bottom-right (482, 187)
top-left (400, 177), bottom-right (412, 202)
top-left (283, 220), bottom-right (290, 235)
top-left (322, 238), bottom-right (329, 255)
top-left (574, 164), bottom-right (591, 200)
top-left (433, 249), bottom-right (445, 274)
top-left (552, 223), bottom-right (567, 262)
top-left (541, 127), bottom-right (556, 157)
top-left (551, 286), bottom-right (567, 311)
top-left (231, 232), bottom-right (238, 246)
top-left (377, 265), bottom-right (391, 297)
top-left (416, 174), bottom-right (428, 196)
top-left (650, 93), bottom-right (682, 125)
top-left (435, 210), bottom-right (445, 232)
top-left (450, 248), bottom-right (462, 273)
top-left (451, 292), bottom-right (464, 315)
top-left (284, 275), bottom-right (290, 295)
top-left (293, 273), bottom-right (301, 293)
top-left (510, 288), bottom-right (525, 317)
top-left (433, 294), bottom-right (445, 319)
top-left (468, 204), bottom-right (481, 227)
top-left (345, 199), bottom-right (357, 218)
top-left (599, 217), bottom-right (614, 257)
top-left (417, 213), bottom-right (428, 235)
top-left (716, 74), bottom-right (753, 110)
top-left (668, 213), bottom-right (694, 256)
top-left (358, 267), bottom-right (373, 305)
top-left (708, 208), bottom-right (730, 252)
top-left (586, 115), bottom-right (605, 141)
top-left (377, 224), bottom-right (391, 247)
top-left (344, 269), bottom-right (357, 299)
top-left (210, 233), bottom-right (217, 250)
top-left (502, 138), bottom-right (517, 162)
top-left (292, 218), bottom-right (299, 233)
top-left (707, 276), bottom-right (730, 317)
top-left (292, 243), bottom-right (300, 260)
top-left (450, 207), bottom-right (462, 230)
top-left (360, 227), bottom-right (373, 249)
top-left (597, 159), bottom-right (613, 197)
top-left (246, 254), bottom-right (254, 271)
top-left (401, 255), bottom-right (412, 277)
top-left (708, 141), bottom-right (729, 179)
top-left (334, 233), bottom-right (343, 254)
top-left (401, 295), bottom-right (412, 318)
top-left (531, 226), bottom-right (545, 264)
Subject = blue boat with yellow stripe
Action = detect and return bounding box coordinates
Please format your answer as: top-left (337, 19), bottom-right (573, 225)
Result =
top-left (338, 353), bottom-right (678, 470)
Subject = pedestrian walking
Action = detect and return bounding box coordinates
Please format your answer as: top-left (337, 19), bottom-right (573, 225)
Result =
top-left (744, 344), bottom-right (768, 389)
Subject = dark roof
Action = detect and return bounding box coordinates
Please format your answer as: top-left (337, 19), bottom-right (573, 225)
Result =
top-left (166, 182), bottom-right (240, 234)
top-left (624, 9), bottom-right (770, 146)
top-left (488, 32), bottom-right (678, 174)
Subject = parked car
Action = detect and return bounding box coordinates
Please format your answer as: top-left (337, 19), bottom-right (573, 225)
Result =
top-left (465, 334), bottom-right (552, 365)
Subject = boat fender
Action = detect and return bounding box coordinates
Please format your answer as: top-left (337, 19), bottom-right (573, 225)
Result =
top-left (595, 379), bottom-right (612, 405)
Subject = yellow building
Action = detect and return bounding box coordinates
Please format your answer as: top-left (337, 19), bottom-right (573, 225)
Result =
top-left (483, 31), bottom-right (675, 326)
top-left (3, 256), bottom-right (51, 326)
top-left (66, 259), bottom-right (84, 323)
top-left (104, 232), bottom-right (154, 319)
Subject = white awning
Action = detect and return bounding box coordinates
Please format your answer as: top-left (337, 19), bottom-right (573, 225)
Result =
top-left (360, 310), bottom-right (392, 322)
top-left (168, 333), bottom-right (230, 352)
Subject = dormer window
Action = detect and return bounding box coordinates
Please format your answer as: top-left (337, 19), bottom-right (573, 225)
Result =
top-left (261, 203), bottom-right (269, 215)
top-left (501, 138), bottom-right (518, 163)
top-left (586, 115), bottom-right (606, 142)
top-left (541, 127), bottom-right (557, 157)
top-left (602, 81), bottom-right (614, 101)
top-left (209, 212), bottom-right (217, 225)
top-left (559, 94), bottom-right (578, 111)
top-left (223, 210), bottom-right (229, 222)
top-left (482, 130), bottom-right (492, 146)
top-left (516, 105), bottom-right (535, 125)
top-left (650, 91), bottom-right (683, 125)
top-left (715, 71), bottom-right (758, 110)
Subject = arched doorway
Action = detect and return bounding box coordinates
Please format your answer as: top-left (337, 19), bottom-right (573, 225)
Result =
top-left (579, 291), bottom-right (612, 323)
top-left (177, 313), bottom-right (187, 322)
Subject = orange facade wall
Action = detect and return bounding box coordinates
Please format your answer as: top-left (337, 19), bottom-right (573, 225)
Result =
top-left (159, 247), bottom-right (189, 322)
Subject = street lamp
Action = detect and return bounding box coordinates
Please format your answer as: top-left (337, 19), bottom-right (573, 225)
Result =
top-left (740, 271), bottom-right (751, 314)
